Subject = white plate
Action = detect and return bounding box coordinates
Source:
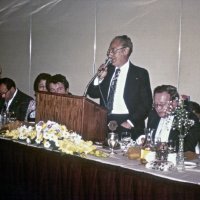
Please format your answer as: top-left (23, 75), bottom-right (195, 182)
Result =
top-left (184, 161), bottom-right (197, 169)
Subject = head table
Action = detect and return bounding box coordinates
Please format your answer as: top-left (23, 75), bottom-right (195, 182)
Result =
top-left (0, 137), bottom-right (200, 200)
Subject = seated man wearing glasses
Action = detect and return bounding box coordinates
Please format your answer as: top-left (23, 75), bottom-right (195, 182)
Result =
top-left (0, 77), bottom-right (33, 121)
top-left (147, 84), bottom-right (200, 153)
top-left (47, 74), bottom-right (71, 95)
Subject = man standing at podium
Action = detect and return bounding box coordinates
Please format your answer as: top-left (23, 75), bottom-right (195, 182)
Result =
top-left (87, 35), bottom-right (152, 140)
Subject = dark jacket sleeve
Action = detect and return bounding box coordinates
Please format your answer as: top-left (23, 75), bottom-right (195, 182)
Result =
top-left (125, 67), bottom-right (152, 127)
top-left (184, 122), bottom-right (200, 152)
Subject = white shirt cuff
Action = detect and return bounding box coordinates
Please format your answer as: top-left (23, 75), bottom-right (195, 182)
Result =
top-left (93, 77), bottom-right (103, 85)
top-left (127, 119), bottom-right (134, 127)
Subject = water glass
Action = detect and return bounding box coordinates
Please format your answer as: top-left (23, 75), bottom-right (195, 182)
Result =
top-left (1, 112), bottom-right (9, 125)
top-left (156, 142), bottom-right (168, 161)
top-left (121, 132), bottom-right (131, 151)
top-left (8, 112), bottom-right (16, 122)
top-left (107, 132), bottom-right (119, 155)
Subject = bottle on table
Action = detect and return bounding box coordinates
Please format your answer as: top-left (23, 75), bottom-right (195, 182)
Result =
top-left (140, 129), bottom-right (155, 164)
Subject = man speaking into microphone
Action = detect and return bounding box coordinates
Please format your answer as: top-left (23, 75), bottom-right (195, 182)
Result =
top-left (87, 35), bottom-right (152, 140)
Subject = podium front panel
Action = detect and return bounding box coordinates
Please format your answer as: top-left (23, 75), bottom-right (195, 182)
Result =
top-left (36, 92), bottom-right (107, 141)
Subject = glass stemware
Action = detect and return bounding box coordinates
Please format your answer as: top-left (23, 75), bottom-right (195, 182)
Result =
top-left (121, 132), bottom-right (131, 151)
top-left (167, 139), bottom-right (176, 153)
top-left (8, 112), bottom-right (16, 123)
top-left (107, 132), bottom-right (119, 155)
top-left (1, 111), bottom-right (9, 125)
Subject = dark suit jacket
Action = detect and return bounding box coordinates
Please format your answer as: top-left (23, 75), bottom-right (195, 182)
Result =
top-left (87, 62), bottom-right (153, 132)
top-left (147, 109), bottom-right (200, 152)
top-left (0, 89), bottom-right (33, 121)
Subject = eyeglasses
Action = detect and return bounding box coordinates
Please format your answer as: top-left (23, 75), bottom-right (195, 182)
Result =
top-left (0, 89), bottom-right (9, 97)
top-left (107, 47), bottom-right (126, 55)
top-left (153, 102), bottom-right (169, 109)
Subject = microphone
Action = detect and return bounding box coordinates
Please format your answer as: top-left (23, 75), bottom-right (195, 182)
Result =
top-left (97, 57), bottom-right (112, 74)
top-left (104, 58), bottom-right (112, 68)
top-left (83, 58), bottom-right (112, 97)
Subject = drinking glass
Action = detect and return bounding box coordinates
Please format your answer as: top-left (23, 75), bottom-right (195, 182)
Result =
top-left (121, 132), bottom-right (131, 151)
top-left (1, 111), bottom-right (9, 125)
top-left (156, 142), bottom-right (168, 161)
top-left (168, 139), bottom-right (176, 153)
top-left (107, 132), bottom-right (119, 155)
top-left (8, 112), bottom-right (16, 122)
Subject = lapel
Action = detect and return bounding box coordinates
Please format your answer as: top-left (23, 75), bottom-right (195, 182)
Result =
top-left (0, 99), bottom-right (5, 111)
top-left (9, 90), bottom-right (21, 111)
top-left (124, 62), bottom-right (139, 100)
top-left (150, 116), bottom-right (179, 142)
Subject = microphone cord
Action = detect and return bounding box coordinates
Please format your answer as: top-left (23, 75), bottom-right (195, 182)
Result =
top-left (83, 73), bottom-right (98, 97)
top-left (98, 79), bottom-right (107, 108)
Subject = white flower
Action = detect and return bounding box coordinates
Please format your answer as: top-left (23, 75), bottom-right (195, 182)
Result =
top-left (43, 132), bottom-right (49, 139)
top-left (172, 100), bottom-right (194, 136)
top-left (44, 141), bottom-right (51, 148)
top-left (26, 138), bottom-right (31, 144)
top-left (54, 139), bottom-right (59, 147)
top-left (35, 137), bottom-right (42, 144)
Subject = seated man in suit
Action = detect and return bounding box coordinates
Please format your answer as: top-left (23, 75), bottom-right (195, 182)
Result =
top-left (147, 84), bottom-right (200, 153)
top-left (0, 77), bottom-right (33, 121)
top-left (47, 74), bottom-right (71, 95)
top-left (87, 35), bottom-right (152, 140)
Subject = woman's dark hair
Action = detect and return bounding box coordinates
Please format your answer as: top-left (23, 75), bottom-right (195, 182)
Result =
top-left (34, 73), bottom-right (51, 92)
top-left (185, 101), bottom-right (200, 114)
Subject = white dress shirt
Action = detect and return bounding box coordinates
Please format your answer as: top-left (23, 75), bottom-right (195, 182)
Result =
top-left (94, 60), bottom-right (133, 126)
top-left (155, 115), bottom-right (174, 142)
top-left (110, 60), bottom-right (129, 114)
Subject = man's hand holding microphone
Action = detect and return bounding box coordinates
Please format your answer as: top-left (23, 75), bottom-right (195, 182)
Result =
top-left (97, 58), bottom-right (112, 80)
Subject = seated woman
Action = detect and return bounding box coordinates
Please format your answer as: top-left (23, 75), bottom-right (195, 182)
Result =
top-left (34, 73), bottom-right (51, 92)
top-left (25, 73), bottom-right (51, 122)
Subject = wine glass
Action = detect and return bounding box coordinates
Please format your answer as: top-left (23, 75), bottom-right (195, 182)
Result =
top-left (107, 132), bottom-right (119, 155)
top-left (168, 139), bottom-right (176, 153)
top-left (156, 142), bottom-right (168, 161)
top-left (1, 111), bottom-right (9, 125)
top-left (121, 132), bottom-right (131, 151)
top-left (8, 112), bottom-right (16, 123)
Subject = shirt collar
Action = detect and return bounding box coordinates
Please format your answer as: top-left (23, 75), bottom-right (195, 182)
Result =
top-left (115, 60), bottom-right (129, 72)
top-left (7, 88), bottom-right (18, 110)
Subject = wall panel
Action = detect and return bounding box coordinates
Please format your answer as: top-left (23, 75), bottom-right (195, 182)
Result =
top-left (0, 0), bottom-right (199, 103)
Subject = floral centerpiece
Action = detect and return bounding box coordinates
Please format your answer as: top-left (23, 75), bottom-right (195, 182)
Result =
top-left (172, 99), bottom-right (194, 135)
top-left (2, 120), bottom-right (108, 158)
top-left (171, 99), bottom-right (194, 171)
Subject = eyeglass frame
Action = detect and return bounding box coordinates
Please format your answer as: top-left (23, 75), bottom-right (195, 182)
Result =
top-left (107, 46), bottom-right (126, 56)
top-left (0, 89), bottom-right (10, 97)
top-left (153, 101), bottom-right (171, 109)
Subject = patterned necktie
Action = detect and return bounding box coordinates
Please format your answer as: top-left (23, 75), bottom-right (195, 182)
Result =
top-left (107, 68), bottom-right (121, 113)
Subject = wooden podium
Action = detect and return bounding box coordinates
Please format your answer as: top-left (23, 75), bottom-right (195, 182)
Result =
top-left (35, 92), bottom-right (107, 142)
